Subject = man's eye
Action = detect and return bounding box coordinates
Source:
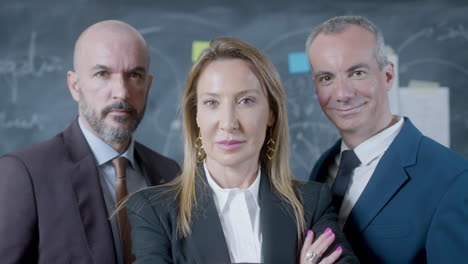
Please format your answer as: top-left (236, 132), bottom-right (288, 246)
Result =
top-left (129, 72), bottom-right (143, 79)
top-left (319, 75), bottom-right (331, 82)
top-left (95, 71), bottom-right (108, 77)
top-left (352, 71), bottom-right (366, 77)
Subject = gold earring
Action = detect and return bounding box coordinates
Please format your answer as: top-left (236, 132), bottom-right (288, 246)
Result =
top-left (266, 127), bottom-right (275, 161)
top-left (195, 132), bottom-right (205, 163)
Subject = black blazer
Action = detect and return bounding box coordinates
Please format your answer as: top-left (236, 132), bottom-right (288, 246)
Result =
top-left (0, 120), bottom-right (180, 264)
top-left (128, 166), bottom-right (358, 264)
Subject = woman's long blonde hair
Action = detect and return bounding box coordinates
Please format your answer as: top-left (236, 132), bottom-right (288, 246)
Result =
top-left (168, 37), bottom-right (305, 240)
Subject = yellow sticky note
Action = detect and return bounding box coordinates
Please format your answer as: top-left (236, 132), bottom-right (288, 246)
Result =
top-left (192, 41), bottom-right (210, 62)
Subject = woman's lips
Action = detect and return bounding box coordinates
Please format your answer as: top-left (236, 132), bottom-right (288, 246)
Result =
top-left (216, 140), bottom-right (245, 150)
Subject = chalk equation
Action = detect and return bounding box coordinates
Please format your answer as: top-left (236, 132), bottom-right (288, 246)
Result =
top-left (0, 112), bottom-right (43, 130)
top-left (437, 24), bottom-right (468, 42)
top-left (398, 23), bottom-right (468, 53)
top-left (0, 32), bottom-right (64, 103)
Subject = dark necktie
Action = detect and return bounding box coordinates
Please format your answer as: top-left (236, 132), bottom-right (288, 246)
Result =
top-left (331, 150), bottom-right (361, 212)
top-left (112, 157), bottom-right (134, 264)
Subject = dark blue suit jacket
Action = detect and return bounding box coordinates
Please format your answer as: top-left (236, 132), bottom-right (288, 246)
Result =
top-left (310, 118), bottom-right (468, 263)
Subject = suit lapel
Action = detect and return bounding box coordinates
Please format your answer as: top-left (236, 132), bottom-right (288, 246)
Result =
top-left (188, 167), bottom-right (231, 263)
top-left (344, 152), bottom-right (409, 233)
top-left (310, 140), bottom-right (341, 182)
top-left (259, 169), bottom-right (298, 263)
top-left (134, 144), bottom-right (160, 186)
top-left (187, 165), bottom-right (301, 263)
top-left (344, 118), bottom-right (421, 234)
top-left (65, 120), bottom-right (117, 264)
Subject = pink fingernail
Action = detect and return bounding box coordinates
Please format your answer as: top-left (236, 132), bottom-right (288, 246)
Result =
top-left (307, 230), bottom-right (312, 236)
top-left (324, 227), bottom-right (331, 233)
top-left (327, 231), bottom-right (334, 238)
top-left (336, 246), bottom-right (342, 251)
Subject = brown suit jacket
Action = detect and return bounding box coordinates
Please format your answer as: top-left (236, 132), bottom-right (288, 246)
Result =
top-left (0, 120), bottom-right (180, 264)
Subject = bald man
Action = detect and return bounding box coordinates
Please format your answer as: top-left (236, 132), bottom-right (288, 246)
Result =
top-left (0, 20), bottom-right (180, 264)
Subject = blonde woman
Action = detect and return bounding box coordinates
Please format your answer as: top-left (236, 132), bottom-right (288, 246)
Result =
top-left (127, 37), bottom-right (358, 264)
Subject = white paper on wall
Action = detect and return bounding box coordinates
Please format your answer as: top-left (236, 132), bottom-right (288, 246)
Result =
top-left (399, 82), bottom-right (450, 147)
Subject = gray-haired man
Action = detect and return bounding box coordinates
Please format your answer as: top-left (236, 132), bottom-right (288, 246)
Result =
top-left (307, 16), bottom-right (468, 263)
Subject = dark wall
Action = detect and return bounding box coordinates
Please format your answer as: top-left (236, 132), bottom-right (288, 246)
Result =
top-left (1, 0), bottom-right (467, 179)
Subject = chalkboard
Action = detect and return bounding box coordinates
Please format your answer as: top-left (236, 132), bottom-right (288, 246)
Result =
top-left (1, 0), bottom-right (467, 180)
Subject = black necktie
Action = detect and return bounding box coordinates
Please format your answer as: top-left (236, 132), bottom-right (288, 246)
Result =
top-left (331, 150), bottom-right (361, 212)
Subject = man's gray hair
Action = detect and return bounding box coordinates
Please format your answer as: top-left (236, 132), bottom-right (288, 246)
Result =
top-left (306, 16), bottom-right (388, 69)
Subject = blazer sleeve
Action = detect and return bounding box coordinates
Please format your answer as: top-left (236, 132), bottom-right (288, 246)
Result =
top-left (426, 169), bottom-right (468, 263)
top-left (308, 183), bottom-right (359, 264)
top-left (0, 155), bottom-right (38, 263)
top-left (127, 190), bottom-right (173, 264)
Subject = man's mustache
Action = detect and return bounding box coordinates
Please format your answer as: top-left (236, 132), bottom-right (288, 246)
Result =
top-left (102, 101), bottom-right (137, 117)
top-left (327, 96), bottom-right (367, 110)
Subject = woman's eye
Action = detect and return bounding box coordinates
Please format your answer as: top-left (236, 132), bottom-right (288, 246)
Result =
top-left (239, 98), bottom-right (255, 104)
top-left (204, 100), bottom-right (218, 106)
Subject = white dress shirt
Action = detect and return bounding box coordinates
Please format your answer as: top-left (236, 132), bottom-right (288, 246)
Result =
top-left (78, 119), bottom-right (148, 264)
top-left (326, 116), bottom-right (404, 228)
top-left (204, 162), bottom-right (262, 263)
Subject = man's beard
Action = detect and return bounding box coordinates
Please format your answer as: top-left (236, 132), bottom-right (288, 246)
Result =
top-left (80, 97), bottom-right (146, 143)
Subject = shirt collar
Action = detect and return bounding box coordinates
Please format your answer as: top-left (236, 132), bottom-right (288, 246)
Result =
top-left (204, 161), bottom-right (261, 211)
top-left (341, 116), bottom-right (404, 166)
top-left (78, 118), bottom-right (136, 167)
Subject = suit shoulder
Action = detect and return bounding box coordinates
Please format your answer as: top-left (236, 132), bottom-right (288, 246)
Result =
top-left (293, 180), bottom-right (334, 224)
top-left (418, 136), bottom-right (468, 171)
top-left (294, 180), bottom-right (330, 201)
top-left (127, 184), bottom-right (178, 214)
top-left (134, 142), bottom-right (179, 167)
top-left (294, 179), bottom-right (324, 191)
top-left (1, 131), bottom-right (66, 165)
top-left (309, 140), bottom-right (340, 181)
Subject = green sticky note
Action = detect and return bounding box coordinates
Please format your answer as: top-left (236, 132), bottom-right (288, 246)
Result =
top-left (192, 41), bottom-right (210, 62)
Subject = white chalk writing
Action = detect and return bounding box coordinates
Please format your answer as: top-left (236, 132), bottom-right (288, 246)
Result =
top-left (437, 24), bottom-right (468, 42)
top-left (0, 112), bottom-right (43, 130)
top-left (0, 32), bottom-right (64, 103)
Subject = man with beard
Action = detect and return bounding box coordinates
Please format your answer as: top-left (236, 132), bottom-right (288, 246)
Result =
top-left (306, 16), bottom-right (468, 263)
top-left (0, 20), bottom-right (180, 264)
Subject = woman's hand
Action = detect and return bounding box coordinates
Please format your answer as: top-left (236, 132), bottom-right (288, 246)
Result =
top-left (299, 228), bottom-right (342, 264)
